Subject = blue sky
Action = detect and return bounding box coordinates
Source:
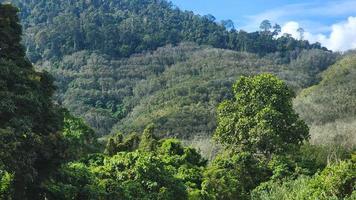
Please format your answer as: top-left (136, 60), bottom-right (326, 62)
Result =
top-left (170, 0), bottom-right (356, 51)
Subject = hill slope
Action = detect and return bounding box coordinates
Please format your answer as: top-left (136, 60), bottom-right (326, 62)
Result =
top-left (9, 0), bottom-right (335, 136)
top-left (295, 53), bottom-right (356, 148)
top-left (37, 43), bottom-right (337, 136)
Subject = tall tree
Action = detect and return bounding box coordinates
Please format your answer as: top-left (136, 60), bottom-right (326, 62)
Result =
top-left (214, 74), bottom-right (309, 157)
top-left (221, 19), bottom-right (235, 30)
top-left (0, 4), bottom-right (65, 199)
top-left (260, 20), bottom-right (272, 32)
top-left (297, 27), bottom-right (305, 40)
top-left (273, 24), bottom-right (281, 36)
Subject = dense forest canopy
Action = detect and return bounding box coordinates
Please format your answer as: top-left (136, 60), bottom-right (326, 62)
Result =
top-left (0, 2), bottom-right (355, 199)
top-left (11, 0), bottom-right (326, 62)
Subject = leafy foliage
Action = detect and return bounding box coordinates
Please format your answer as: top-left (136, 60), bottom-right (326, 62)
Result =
top-left (215, 74), bottom-right (309, 155)
top-left (46, 139), bottom-right (208, 200)
top-left (0, 4), bottom-right (65, 199)
top-left (113, 47), bottom-right (336, 138)
top-left (252, 161), bottom-right (356, 200)
top-left (201, 151), bottom-right (268, 200)
top-left (0, 166), bottom-right (13, 199)
top-left (1, 2), bottom-right (354, 200)
top-left (62, 111), bottom-right (99, 160)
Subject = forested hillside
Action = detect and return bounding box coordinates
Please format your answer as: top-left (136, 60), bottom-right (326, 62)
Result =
top-left (0, 3), bottom-right (355, 199)
top-left (12, 0), bottom-right (325, 62)
top-left (34, 44), bottom-right (337, 136)
top-left (8, 0), bottom-right (334, 136)
top-left (114, 46), bottom-right (338, 138)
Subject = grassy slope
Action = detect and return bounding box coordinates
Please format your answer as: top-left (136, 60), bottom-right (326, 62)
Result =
top-left (294, 53), bottom-right (356, 148)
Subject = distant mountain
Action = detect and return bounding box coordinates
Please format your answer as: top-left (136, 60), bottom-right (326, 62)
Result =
top-left (295, 53), bottom-right (356, 148)
top-left (9, 0), bottom-right (335, 136)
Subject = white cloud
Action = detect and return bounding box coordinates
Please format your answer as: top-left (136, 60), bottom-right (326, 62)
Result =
top-left (240, 0), bottom-right (356, 51)
top-left (281, 21), bottom-right (301, 39)
top-left (281, 17), bottom-right (356, 52)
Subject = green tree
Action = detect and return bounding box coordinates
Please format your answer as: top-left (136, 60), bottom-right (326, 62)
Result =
top-left (45, 151), bottom-right (189, 200)
top-left (202, 151), bottom-right (268, 200)
top-left (62, 111), bottom-right (98, 160)
top-left (221, 19), bottom-right (235, 30)
top-left (272, 24), bottom-right (281, 36)
top-left (214, 74), bottom-right (309, 156)
top-left (260, 20), bottom-right (272, 32)
top-left (0, 4), bottom-right (65, 199)
top-left (297, 27), bottom-right (305, 40)
top-left (251, 160), bottom-right (356, 200)
top-left (139, 124), bottom-right (158, 151)
top-left (0, 164), bottom-right (13, 199)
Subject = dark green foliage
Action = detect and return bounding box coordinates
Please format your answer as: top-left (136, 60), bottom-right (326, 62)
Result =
top-left (214, 74), bottom-right (309, 156)
top-left (0, 4), bottom-right (65, 199)
top-left (0, 4), bottom-right (24, 62)
top-left (11, 0), bottom-right (324, 62)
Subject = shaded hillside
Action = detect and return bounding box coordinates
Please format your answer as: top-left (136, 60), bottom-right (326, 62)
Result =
top-left (295, 53), bottom-right (356, 148)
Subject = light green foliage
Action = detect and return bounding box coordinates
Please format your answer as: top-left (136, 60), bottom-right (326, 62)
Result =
top-left (158, 139), bottom-right (207, 196)
top-left (104, 132), bottom-right (141, 156)
top-left (63, 111), bottom-right (98, 160)
top-left (215, 74), bottom-right (309, 155)
top-left (139, 124), bottom-right (158, 151)
top-left (252, 161), bottom-right (356, 200)
top-left (44, 162), bottom-right (106, 200)
top-left (0, 167), bottom-right (13, 200)
top-left (49, 137), bottom-right (207, 199)
top-left (46, 152), bottom-right (188, 200)
top-left (305, 161), bottom-right (355, 199)
top-left (295, 54), bottom-right (356, 148)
